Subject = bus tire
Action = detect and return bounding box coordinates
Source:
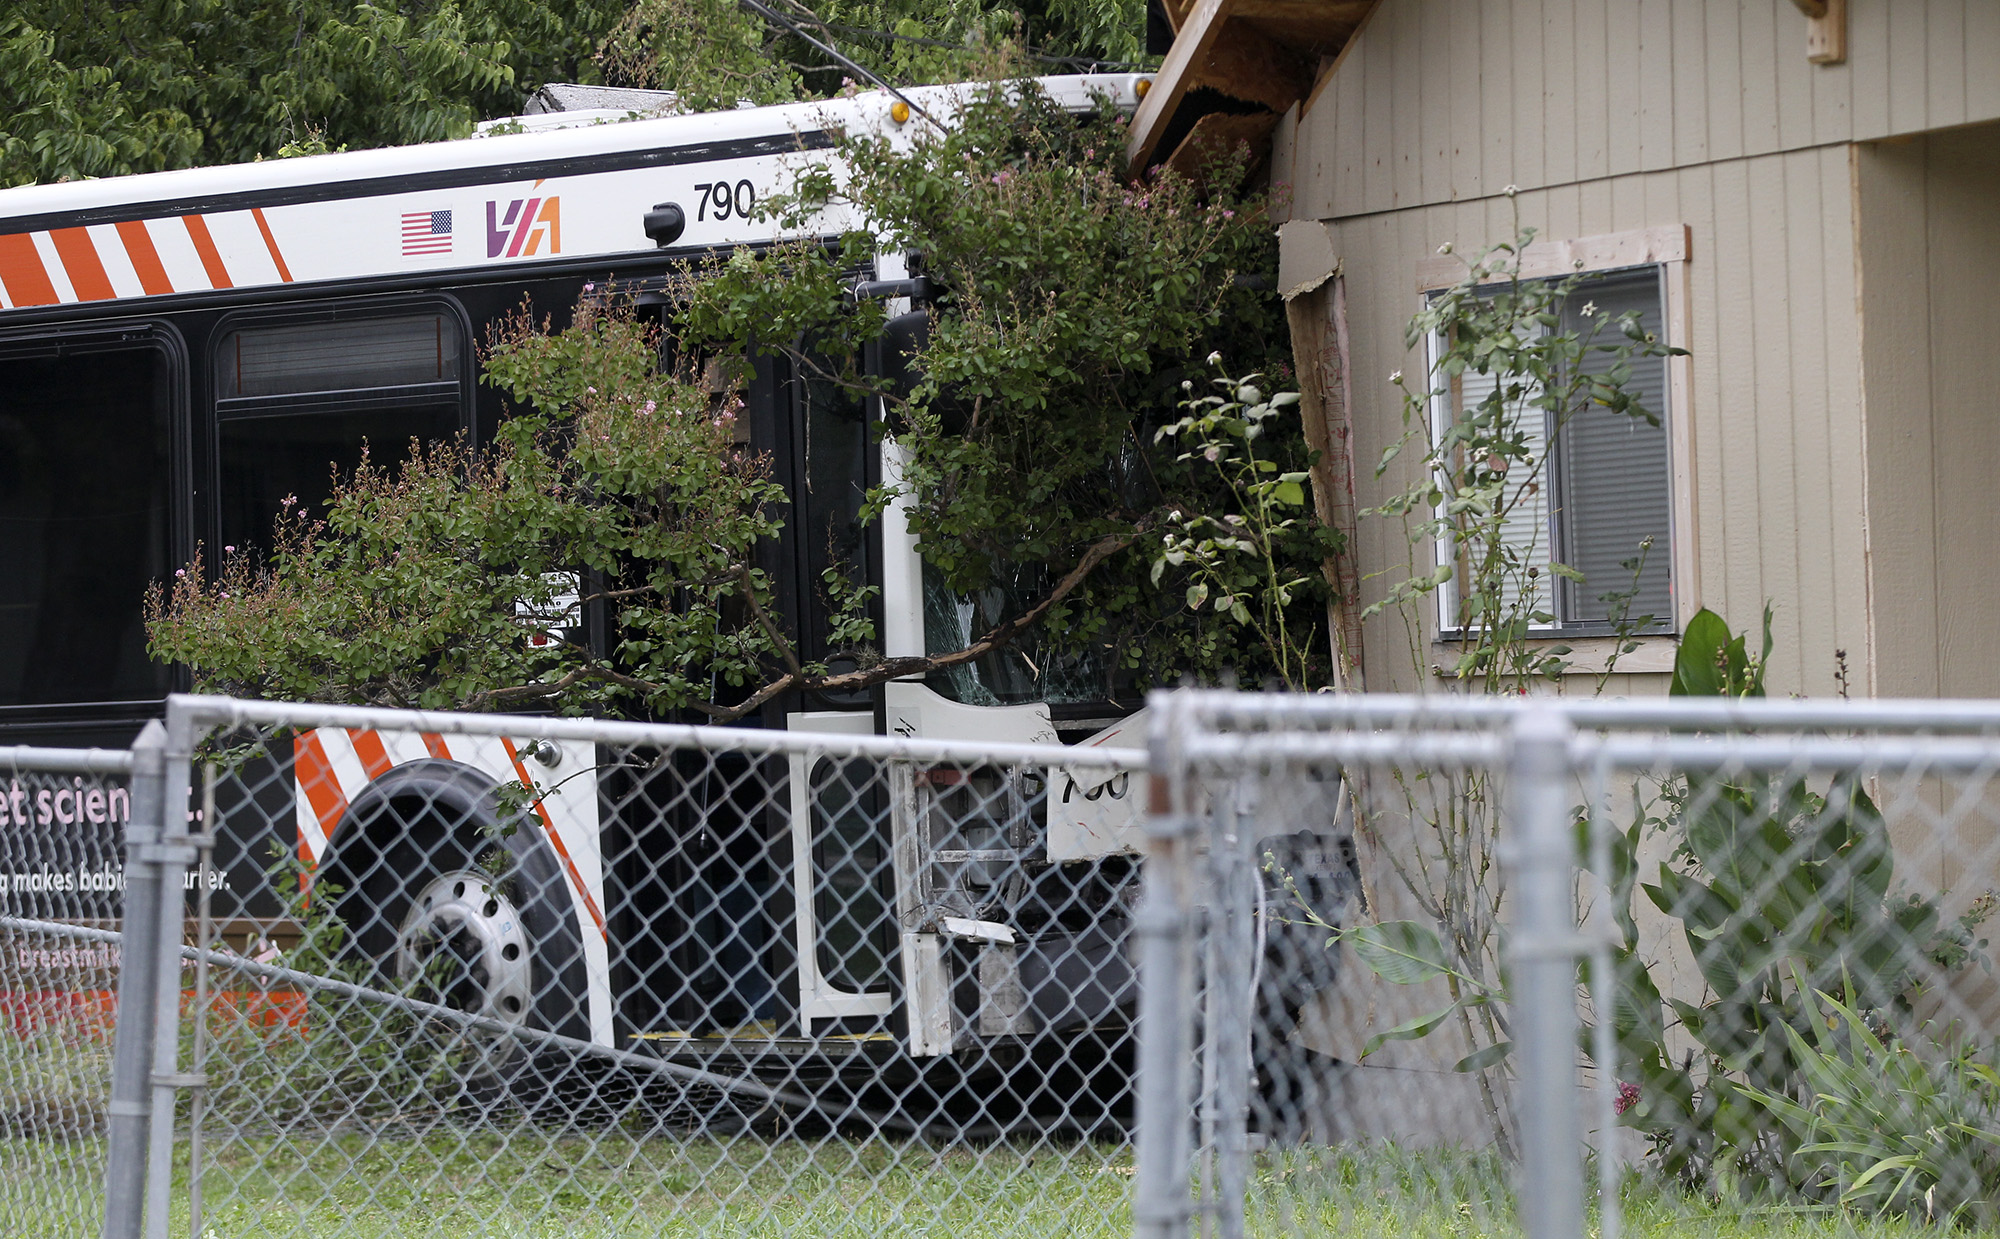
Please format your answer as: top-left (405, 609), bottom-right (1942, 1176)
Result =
top-left (315, 758), bottom-right (592, 1109)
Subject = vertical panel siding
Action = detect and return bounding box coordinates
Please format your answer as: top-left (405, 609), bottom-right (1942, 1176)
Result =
top-left (1854, 142), bottom-right (1938, 697)
top-left (1302, 0), bottom-right (1997, 220)
top-left (1541, 0), bottom-right (1579, 186)
top-left (1310, 150), bottom-right (1868, 699)
top-left (1968, 2), bottom-right (2000, 119)
top-left (1669, 0), bottom-right (1707, 168)
top-left (1738, 2), bottom-right (1783, 157)
top-left (1919, 129), bottom-right (2000, 697)
top-left (1817, 144), bottom-right (1868, 697)
top-left (1571, 0), bottom-right (1612, 185)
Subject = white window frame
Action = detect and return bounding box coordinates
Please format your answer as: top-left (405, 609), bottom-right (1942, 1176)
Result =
top-left (1416, 225), bottom-right (1695, 675)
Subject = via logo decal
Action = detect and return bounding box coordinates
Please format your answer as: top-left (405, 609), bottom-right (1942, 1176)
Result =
top-left (487, 197), bottom-right (561, 259)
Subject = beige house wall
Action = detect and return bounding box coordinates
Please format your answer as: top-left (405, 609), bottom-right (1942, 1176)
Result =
top-left (1273, 0), bottom-right (2000, 700)
top-left (1281, 0), bottom-right (2000, 224)
top-left (1295, 148), bottom-right (1868, 699)
top-left (1856, 126), bottom-right (2000, 707)
top-left (1262, 0), bottom-right (2000, 1145)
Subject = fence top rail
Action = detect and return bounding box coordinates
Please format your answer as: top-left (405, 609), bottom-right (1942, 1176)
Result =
top-left (166, 694), bottom-right (1148, 772)
top-left (1160, 710), bottom-right (2000, 775)
top-left (0, 743), bottom-right (134, 775)
top-left (1150, 688), bottom-right (2000, 734)
top-left (1588, 731), bottom-right (2000, 773)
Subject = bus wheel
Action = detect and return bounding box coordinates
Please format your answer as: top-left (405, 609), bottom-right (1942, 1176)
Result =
top-left (393, 869), bottom-right (537, 1073)
top-left (317, 759), bottom-right (592, 1106)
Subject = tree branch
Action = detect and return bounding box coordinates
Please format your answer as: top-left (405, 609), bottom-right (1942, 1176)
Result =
top-left (437, 530), bottom-right (1136, 724)
top-left (692, 527), bottom-right (1139, 722)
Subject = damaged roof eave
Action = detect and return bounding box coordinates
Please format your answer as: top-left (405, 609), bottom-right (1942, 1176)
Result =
top-left (1124, 0), bottom-right (1379, 179)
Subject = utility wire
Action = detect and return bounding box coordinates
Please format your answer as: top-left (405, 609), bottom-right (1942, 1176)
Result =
top-left (811, 19), bottom-right (1153, 71)
top-left (735, 0), bottom-right (946, 130)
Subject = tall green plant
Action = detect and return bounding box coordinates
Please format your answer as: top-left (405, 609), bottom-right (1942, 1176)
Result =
top-left (1152, 363), bottom-right (1337, 690)
top-left (1594, 608), bottom-right (1995, 1195)
top-left (1313, 218), bottom-right (1681, 1149)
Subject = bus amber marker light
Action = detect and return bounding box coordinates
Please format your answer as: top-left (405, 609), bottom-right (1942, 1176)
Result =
top-left (890, 100), bottom-right (911, 124)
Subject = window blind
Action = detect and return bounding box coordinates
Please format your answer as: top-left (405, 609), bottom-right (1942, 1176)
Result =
top-left (1455, 361), bottom-right (1553, 626)
top-left (1554, 271), bottom-right (1672, 628)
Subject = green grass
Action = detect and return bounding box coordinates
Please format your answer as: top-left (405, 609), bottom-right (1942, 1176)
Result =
top-left (4, 1130), bottom-right (1992, 1239)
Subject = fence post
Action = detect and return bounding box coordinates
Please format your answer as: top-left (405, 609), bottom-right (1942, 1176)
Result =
top-left (1508, 706), bottom-right (1582, 1239)
top-left (1207, 782), bottom-right (1251, 1239)
top-left (1134, 698), bottom-right (1198, 1239)
top-left (101, 721), bottom-right (167, 1239)
top-left (144, 706), bottom-right (199, 1239)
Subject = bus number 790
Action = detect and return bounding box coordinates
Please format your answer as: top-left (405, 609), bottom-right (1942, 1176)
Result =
top-left (693, 180), bottom-right (757, 222)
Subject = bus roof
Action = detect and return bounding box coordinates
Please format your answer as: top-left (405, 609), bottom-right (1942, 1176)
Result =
top-left (0, 74), bottom-right (1142, 318)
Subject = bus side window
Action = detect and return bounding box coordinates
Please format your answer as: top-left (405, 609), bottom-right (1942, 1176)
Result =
top-left (809, 756), bottom-right (895, 995)
top-left (0, 338), bottom-right (175, 706)
top-left (214, 311), bottom-right (468, 559)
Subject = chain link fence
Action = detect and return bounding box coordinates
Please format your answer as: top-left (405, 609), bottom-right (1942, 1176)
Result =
top-left (9, 691), bottom-right (2000, 1238)
top-left (0, 738), bottom-right (142, 1239)
top-left (1138, 692), bottom-right (2000, 1239)
top-left (140, 694), bottom-right (1152, 1239)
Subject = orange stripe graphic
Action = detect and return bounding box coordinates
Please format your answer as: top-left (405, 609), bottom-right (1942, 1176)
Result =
top-left (347, 729), bottom-right (393, 780)
top-left (48, 228), bottom-right (112, 301)
top-left (250, 208), bottom-right (293, 282)
top-left (293, 732), bottom-right (349, 861)
top-left (182, 215), bottom-right (233, 289)
top-left (421, 733), bottom-right (452, 760)
top-left (115, 221), bottom-right (172, 295)
top-left (0, 233), bottom-right (58, 306)
top-left (502, 738), bottom-right (605, 934)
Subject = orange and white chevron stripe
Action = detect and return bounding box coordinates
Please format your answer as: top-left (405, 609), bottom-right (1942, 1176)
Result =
top-left (0, 209), bottom-right (293, 310)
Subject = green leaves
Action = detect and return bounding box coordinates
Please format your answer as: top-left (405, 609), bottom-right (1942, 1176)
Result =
top-left (1346, 920), bottom-right (1454, 985)
top-left (1669, 606), bottom-right (1770, 697)
top-left (676, 80), bottom-right (1319, 694)
top-left (147, 300), bottom-right (789, 717)
top-left (1733, 981), bottom-right (2000, 1226)
top-left (1150, 364), bottom-right (1333, 688)
top-left (2, 1), bottom-right (628, 187)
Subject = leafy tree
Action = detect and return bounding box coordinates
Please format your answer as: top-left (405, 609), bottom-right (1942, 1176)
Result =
top-left (0, 0), bottom-right (626, 187)
top-left (602, 0), bottom-right (1144, 110)
top-left (148, 80), bottom-right (1338, 716)
top-left (1, 0), bottom-right (1146, 188)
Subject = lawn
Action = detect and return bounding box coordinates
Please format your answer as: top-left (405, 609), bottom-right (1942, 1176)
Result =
top-left (4, 1129), bottom-right (1989, 1239)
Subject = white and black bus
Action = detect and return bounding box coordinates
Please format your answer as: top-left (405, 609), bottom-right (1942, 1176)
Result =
top-left (0, 77), bottom-right (1352, 1116)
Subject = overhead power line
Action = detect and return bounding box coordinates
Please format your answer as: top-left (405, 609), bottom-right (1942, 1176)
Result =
top-left (735, 0), bottom-right (944, 129)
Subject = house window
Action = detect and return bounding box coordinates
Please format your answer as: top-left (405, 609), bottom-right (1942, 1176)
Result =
top-left (1434, 265), bottom-right (1674, 635)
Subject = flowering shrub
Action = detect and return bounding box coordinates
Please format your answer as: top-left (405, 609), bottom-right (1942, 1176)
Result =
top-left (146, 300), bottom-right (793, 716)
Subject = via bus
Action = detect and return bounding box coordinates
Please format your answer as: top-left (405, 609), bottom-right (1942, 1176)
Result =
top-left (0, 76), bottom-right (1353, 1120)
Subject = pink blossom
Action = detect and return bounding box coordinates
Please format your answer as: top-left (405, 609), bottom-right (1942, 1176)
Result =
top-left (1613, 1080), bottom-right (1641, 1115)
top-left (1222, 209), bottom-right (1235, 219)
top-left (175, 569), bottom-right (186, 578)
top-left (642, 400), bottom-right (657, 414)
top-left (223, 545), bottom-right (236, 553)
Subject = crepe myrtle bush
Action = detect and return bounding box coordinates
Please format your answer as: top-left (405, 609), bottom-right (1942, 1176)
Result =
top-left (149, 79), bottom-right (1344, 716)
top-left (674, 78), bottom-right (1341, 695)
top-left (147, 299), bottom-right (800, 717)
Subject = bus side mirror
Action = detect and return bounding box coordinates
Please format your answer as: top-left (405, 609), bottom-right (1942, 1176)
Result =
top-left (876, 309), bottom-right (970, 435)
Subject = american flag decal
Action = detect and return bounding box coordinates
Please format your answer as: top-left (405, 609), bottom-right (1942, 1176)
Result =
top-left (401, 209), bottom-right (453, 256)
